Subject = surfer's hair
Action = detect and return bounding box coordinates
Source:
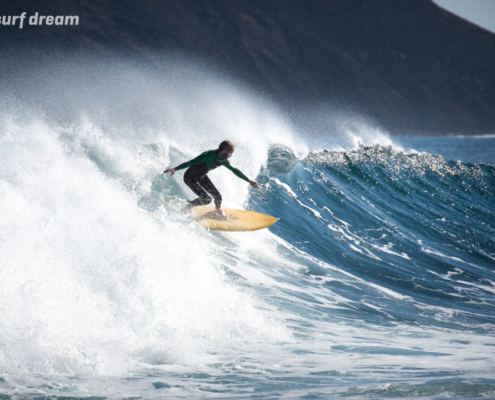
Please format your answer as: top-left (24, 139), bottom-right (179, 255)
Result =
top-left (219, 140), bottom-right (235, 152)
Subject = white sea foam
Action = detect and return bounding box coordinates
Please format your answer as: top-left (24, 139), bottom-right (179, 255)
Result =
top-left (0, 58), bottom-right (300, 375)
top-left (1, 55), bottom-right (494, 398)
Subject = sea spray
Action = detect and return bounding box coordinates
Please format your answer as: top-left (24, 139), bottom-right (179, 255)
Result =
top-left (0, 57), bottom-right (297, 376)
top-left (0, 55), bottom-right (494, 398)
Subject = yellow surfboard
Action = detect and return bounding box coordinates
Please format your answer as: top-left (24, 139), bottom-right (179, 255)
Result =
top-left (190, 206), bottom-right (277, 231)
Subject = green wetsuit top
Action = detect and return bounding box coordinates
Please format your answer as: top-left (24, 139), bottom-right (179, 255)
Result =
top-left (175, 150), bottom-right (250, 182)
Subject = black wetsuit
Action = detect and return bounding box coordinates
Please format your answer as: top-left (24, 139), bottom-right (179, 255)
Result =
top-left (175, 150), bottom-right (249, 208)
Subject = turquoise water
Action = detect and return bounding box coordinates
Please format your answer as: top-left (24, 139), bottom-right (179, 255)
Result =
top-left (1, 57), bottom-right (494, 399)
top-left (394, 136), bottom-right (495, 166)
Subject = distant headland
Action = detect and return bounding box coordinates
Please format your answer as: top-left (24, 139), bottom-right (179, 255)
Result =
top-left (1, 0), bottom-right (494, 135)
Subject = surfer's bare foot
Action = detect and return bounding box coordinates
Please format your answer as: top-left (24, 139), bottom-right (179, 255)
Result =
top-left (215, 208), bottom-right (228, 221)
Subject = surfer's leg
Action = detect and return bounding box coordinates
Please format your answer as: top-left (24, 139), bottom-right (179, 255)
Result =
top-left (198, 175), bottom-right (222, 209)
top-left (184, 169), bottom-right (212, 206)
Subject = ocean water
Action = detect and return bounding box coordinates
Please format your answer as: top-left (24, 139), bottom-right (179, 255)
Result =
top-left (0, 57), bottom-right (494, 399)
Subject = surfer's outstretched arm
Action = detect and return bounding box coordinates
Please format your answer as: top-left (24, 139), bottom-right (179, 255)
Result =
top-left (223, 161), bottom-right (260, 190)
top-left (163, 151), bottom-right (212, 176)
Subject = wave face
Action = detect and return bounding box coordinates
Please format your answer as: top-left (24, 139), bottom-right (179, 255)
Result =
top-left (1, 57), bottom-right (495, 398)
top-left (256, 145), bottom-right (495, 329)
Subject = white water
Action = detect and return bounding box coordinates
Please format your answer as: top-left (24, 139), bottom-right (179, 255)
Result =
top-left (1, 56), bottom-right (494, 398)
top-left (0, 57), bottom-right (301, 376)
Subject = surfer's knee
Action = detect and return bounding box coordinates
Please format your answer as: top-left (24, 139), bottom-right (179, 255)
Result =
top-left (200, 194), bottom-right (212, 205)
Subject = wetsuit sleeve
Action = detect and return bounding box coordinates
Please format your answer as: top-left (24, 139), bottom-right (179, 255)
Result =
top-left (223, 161), bottom-right (250, 182)
top-left (175, 151), bottom-right (211, 171)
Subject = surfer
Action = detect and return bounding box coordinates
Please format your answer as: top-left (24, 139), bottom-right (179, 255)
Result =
top-left (163, 141), bottom-right (259, 219)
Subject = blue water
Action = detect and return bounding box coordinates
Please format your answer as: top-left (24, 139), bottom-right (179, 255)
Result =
top-left (1, 57), bottom-right (495, 398)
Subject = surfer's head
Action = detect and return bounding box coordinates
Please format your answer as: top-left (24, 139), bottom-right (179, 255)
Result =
top-left (218, 140), bottom-right (235, 160)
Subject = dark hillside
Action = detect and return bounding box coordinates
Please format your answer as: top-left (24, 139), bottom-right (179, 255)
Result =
top-left (1, 0), bottom-right (494, 134)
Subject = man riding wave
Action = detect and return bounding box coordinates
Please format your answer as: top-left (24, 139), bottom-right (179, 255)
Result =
top-left (163, 140), bottom-right (259, 219)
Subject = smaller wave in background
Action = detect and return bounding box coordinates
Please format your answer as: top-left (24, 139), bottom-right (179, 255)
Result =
top-left (395, 136), bottom-right (495, 166)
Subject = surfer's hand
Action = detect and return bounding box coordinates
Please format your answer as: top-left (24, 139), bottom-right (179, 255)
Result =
top-left (249, 180), bottom-right (259, 190)
top-left (163, 168), bottom-right (177, 175)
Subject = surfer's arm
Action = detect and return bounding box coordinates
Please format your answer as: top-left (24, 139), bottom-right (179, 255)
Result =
top-left (223, 162), bottom-right (259, 189)
top-left (174, 151), bottom-right (211, 171)
top-left (223, 161), bottom-right (249, 182)
top-left (164, 152), bottom-right (210, 175)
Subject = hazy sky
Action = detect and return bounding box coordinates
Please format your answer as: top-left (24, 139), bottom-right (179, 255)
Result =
top-left (433, 0), bottom-right (495, 33)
